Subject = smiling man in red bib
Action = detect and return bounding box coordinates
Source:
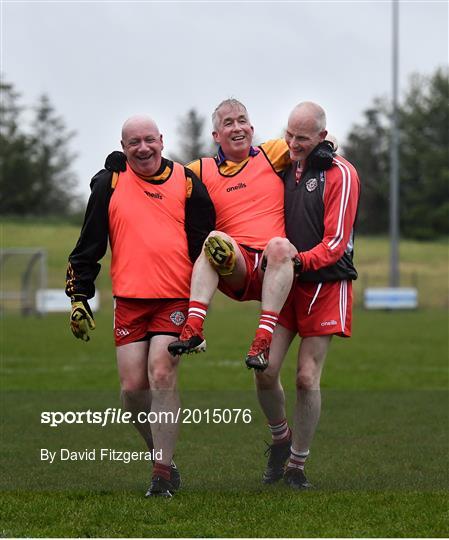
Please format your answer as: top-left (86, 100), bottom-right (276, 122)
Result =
top-left (66, 116), bottom-right (215, 498)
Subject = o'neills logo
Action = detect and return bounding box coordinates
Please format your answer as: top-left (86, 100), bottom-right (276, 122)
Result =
top-left (321, 320), bottom-right (337, 326)
top-left (226, 182), bottom-right (247, 192)
top-left (144, 191), bottom-right (163, 200)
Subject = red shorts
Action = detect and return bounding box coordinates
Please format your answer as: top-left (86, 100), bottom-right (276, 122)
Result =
top-left (218, 245), bottom-right (263, 302)
top-left (113, 298), bottom-right (188, 346)
top-left (279, 280), bottom-right (353, 338)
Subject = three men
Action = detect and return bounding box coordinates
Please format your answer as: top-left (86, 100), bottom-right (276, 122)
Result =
top-left (89, 100), bottom-right (360, 493)
top-left (66, 115), bottom-right (215, 497)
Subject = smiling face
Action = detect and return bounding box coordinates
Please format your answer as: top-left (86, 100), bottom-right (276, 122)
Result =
top-left (212, 103), bottom-right (254, 162)
top-left (285, 103), bottom-right (327, 165)
top-left (121, 116), bottom-right (163, 177)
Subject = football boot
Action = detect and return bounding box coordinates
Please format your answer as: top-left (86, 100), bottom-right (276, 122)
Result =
top-left (283, 467), bottom-right (313, 490)
top-left (262, 438), bottom-right (292, 484)
top-left (245, 336), bottom-right (270, 371)
top-left (145, 476), bottom-right (175, 498)
top-left (170, 461), bottom-right (181, 491)
top-left (168, 324), bottom-right (206, 356)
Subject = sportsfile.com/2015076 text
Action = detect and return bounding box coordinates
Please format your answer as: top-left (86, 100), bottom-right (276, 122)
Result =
top-left (40, 408), bottom-right (253, 427)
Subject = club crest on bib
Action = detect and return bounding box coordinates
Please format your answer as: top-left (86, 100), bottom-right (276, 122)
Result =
top-left (170, 311), bottom-right (186, 326)
top-left (306, 177), bottom-right (318, 192)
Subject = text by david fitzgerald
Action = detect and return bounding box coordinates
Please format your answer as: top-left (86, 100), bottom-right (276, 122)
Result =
top-left (41, 448), bottom-right (162, 464)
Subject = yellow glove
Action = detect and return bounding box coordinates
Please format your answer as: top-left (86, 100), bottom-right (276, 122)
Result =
top-left (70, 295), bottom-right (95, 342)
top-left (204, 236), bottom-right (236, 276)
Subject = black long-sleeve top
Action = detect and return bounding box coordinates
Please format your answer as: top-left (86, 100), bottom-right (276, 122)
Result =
top-left (66, 158), bottom-right (215, 299)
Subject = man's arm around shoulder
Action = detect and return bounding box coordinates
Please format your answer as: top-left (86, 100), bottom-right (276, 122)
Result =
top-left (184, 167), bottom-right (216, 262)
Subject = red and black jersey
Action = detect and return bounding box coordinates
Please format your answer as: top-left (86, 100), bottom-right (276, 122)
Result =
top-left (283, 154), bottom-right (360, 283)
top-left (66, 158), bottom-right (215, 300)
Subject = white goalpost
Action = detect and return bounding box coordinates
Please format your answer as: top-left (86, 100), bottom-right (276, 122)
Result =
top-left (0, 248), bottom-right (48, 316)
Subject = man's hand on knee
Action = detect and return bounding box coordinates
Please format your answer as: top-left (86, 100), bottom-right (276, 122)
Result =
top-left (204, 236), bottom-right (236, 276)
top-left (292, 254), bottom-right (302, 275)
top-left (70, 295), bottom-right (95, 342)
top-left (261, 253), bottom-right (301, 274)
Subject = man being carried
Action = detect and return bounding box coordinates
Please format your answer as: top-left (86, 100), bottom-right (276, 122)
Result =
top-left (168, 99), bottom-right (298, 369)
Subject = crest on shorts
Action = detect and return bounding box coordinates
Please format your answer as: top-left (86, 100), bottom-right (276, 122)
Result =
top-left (306, 177), bottom-right (318, 192)
top-left (170, 311), bottom-right (186, 326)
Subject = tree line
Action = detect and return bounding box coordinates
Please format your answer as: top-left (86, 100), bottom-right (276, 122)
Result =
top-left (343, 67), bottom-right (448, 240)
top-left (0, 80), bottom-right (81, 217)
top-left (1, 68), bottom-right (447, 239)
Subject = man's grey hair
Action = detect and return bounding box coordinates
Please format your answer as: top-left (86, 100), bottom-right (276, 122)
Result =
top-left (290, 102), bottom-right (327, 133)
top-left (212, 99), bottom-right (249, 131)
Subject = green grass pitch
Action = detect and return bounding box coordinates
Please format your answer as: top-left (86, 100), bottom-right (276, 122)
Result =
top-left (1, 301), bottom-right (448, 537)
top-left (1, 221), bottom-right (448, 536)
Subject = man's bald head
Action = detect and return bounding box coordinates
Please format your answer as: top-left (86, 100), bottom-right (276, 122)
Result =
top-left (285, 102), bottom-right (328, 164)
top-left (288, 102), bottom-right (327, 133)
top-left (121, 115), bottom-right (160, 142)
top-left (121, 115), bottom-right (163, 177)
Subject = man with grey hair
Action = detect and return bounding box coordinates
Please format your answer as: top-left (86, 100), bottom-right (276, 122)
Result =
top-left (168, 98), bottom-right (299, 370)
top-left (254, 101), bottom-right (360, 489)
top-left (66, 115), bottom-right (215, 497)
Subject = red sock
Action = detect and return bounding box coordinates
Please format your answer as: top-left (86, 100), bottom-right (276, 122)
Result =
top-left (268, 418), bottom-right (291, 445)
top-left (255, 310), bottom-right (279, 342)
top-left (287, 448), bottom-right (310, 470)
top-left (185, 301), bottom-right (208, 332)
top-left (153, 462), bottom-right (171, 481)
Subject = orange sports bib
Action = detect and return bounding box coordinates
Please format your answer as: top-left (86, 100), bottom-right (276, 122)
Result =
top-left (108, 163), bottom-right (192, 298)
top-left (201, 152), bottom-right (285, 250)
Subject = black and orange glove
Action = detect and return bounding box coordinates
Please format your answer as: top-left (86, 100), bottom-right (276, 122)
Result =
top-left (204, 236), bottom-right (236, 276)
top-left (70, 295), bottom-right (95, 342)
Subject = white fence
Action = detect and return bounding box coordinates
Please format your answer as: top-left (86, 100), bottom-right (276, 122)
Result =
top-left (364, 287), bottom-right (418, 310)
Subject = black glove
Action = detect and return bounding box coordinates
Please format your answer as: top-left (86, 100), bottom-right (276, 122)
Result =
top-left (105, 151), bottom-right (127, 172)
top-left (293, 254), bottom-right (302, 275)
top-left (70, 295), bottom-right (95, 342)
top-left (308, 141), bottom-right (335, 170)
